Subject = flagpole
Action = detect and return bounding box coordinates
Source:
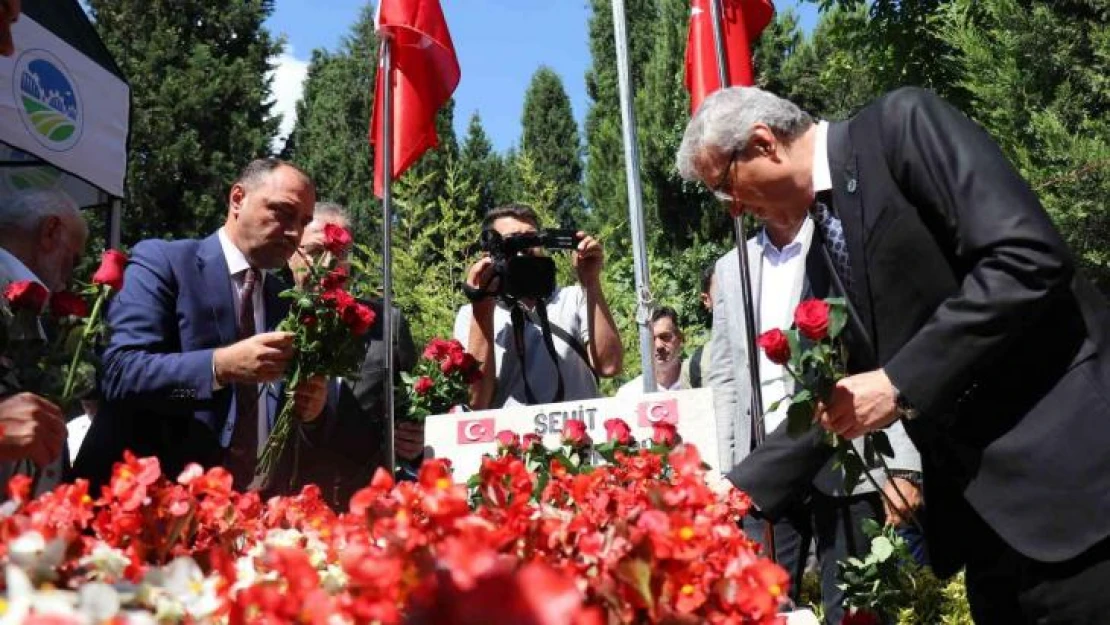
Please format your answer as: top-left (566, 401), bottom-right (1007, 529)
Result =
top-left (378, 37), bottom-right (397, 478)
top-left (707, 0), bottom-right (774, 559)
top-left (611, 0), bottom-right (656, 394)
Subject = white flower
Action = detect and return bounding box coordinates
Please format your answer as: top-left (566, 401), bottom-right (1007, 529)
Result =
top-left (77, 543), bottom-right (131, 582)
top-left (319, 564), bottom-right (348, 593)
top-left (7, 531), bottom-right (66, 582)
top-left (77, 582), bottom-right (121, 620)
top-left (263, 528), bottom-right (304, 549)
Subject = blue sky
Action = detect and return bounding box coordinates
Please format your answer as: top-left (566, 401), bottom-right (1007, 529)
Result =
top-left (266, 1), bottom-right (819, 152)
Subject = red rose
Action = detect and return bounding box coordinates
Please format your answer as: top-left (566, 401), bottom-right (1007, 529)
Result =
top-left (423, 338), bottom-right (451, 361)
top-left (49, 290), bottom-right (89, 318)
top-left (321, 288), bottom-right (355, 312)
top-left (414, 376), bottom-right (434, 396)
top-left (562, 419), bottom-right (590, 447)
top-left (794, 298), bottom-right (831, 341)
top-left (92, 249), bottom-right (128, 291)
top-left (522, 433), bottom-right (542, 450)
top-left (320, 266), bottom-right (348, 291)
top-left (603, 418), bottom-right (633, 445)
top-left (757, 329), bottom-right (791, 365)
top-left (460, 353), bottom-right (483, 384)
top-left (495, 430), bottom-right (519, 450)
top-left (841, 609), bottom-right (882, 625)
top-left (322, 223), bottom-right (353, 255)
top-left (342, 301), bottom-right (376, 336)
top-left (3, 280), bottom-right (49, 312)
top-left (300, 314), bottom-right (317, 327)
top-left (651, 422), bottom-right (678, 447)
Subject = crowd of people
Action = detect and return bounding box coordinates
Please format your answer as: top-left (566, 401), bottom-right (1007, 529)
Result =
top-left (3, 6), bottom-right (1110, 621)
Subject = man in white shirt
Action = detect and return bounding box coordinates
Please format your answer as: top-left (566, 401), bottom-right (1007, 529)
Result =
top-left (0, 189), bottom-right (86, 496)
top-left (704, 122), bottom-right (921, 624)
top-left (617, 306), bottom-right (685, 397)
top-left (456, 204), bottom-right (623, 409)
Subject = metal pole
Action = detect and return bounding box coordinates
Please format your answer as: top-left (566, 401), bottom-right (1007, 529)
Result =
top-left (378, 39), bottom-right (397, 477)
top-left (611, 0), bottom-right (656, 394)
top-left (708, 0), bottom-right (774, 559)
top-left (109, 198), bottom-right (122, 249)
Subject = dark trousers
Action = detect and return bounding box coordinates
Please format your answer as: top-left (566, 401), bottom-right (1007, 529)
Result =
top-left (964, 510), bottom-right (1110, 624)
top-left (744, 490), bottom-right (884, 625)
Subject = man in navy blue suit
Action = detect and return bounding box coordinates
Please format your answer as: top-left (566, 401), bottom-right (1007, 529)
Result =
top-left (74, 158), bottom-right (328, 492)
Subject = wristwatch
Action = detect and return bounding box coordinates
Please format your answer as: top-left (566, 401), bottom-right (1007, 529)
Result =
top-left (893, 385), bottom-right (920, 421)
top-left (888, 469), bottom-right (923, 486)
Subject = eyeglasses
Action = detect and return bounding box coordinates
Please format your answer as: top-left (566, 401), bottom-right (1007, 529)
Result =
top-left (708, 149), bottom-right (740, 203)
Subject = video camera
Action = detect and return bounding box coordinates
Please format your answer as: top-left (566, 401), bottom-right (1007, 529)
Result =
top-left (476, 228), bottom-right (581, 301)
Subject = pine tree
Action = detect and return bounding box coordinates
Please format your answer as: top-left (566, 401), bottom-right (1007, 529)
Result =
top-left (583, 0), bottom-right (658, 246)
top-left (459, 112), bottom-right (510, 218)
top-left (937, 0), bottom-right (1110, 291)
top-left (283, 3), bottom-right (379, 244)
top-left (88, 0), bottom-right (282, 242)
top-left (521, 67), bottom-right (584, 227)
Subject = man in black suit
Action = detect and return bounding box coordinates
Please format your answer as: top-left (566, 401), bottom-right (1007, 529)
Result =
top-left (677, 86), bottom-right (1110, 623)
top-left (286, 203), bottom-right (421, 510)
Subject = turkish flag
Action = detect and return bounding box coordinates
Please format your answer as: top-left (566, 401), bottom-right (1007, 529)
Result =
top-left (370, 0), bottom-right (461, 198)
top-left (684, 0), bottom-right (774, 114)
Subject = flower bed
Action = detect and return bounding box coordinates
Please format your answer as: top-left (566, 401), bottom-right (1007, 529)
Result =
top-left (0, 441), bottom-right (788, 623)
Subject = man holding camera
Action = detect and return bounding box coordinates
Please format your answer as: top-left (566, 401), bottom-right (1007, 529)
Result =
top-left (455, 204), bottom-right (622, 409)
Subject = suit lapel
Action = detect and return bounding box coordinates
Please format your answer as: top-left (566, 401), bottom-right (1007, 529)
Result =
top-left (196, 235), bottom-right (236, 347)
top-left (826, 121), bottom-right (875, 340)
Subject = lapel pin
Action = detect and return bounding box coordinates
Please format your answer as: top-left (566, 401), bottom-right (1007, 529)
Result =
top-left (846, 178), bottom-right (858, 194)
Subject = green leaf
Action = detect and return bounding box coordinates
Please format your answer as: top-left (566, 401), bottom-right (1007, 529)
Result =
top-left (615, 558), bottom-right (655, 611)
top-left (870, 536), bottom-right (895, 561)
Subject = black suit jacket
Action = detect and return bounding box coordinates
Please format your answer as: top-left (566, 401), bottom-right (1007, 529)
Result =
top-left (733, 87), bottom-right (1110, 576)
top-left (294, 299), bottom-right (417, 511)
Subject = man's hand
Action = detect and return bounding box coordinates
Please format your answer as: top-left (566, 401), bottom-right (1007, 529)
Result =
top-left (572, 232), bottom-right (604, 286)
top-left (881, 476), bottom-right (922, 527)
top-left (817, 369), bottom-right (900, 440)
top-left (213, 331), bottom-right (295, 385)
top-left (0, 393), bottom-right (65, 467)
top-left (291, 375), bottom-right (327, 423)
top-left (395, 420), bottom-right (425, 460)
top-left (465, 256), bottom-right (499, 315)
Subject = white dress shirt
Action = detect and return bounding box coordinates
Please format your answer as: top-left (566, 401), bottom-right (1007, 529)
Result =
top-left (216, 228), bottom-right (270, 451)
top-left (756, 218), bottom-right (815, 433)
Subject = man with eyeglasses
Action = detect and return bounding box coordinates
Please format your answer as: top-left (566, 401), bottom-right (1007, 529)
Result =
top-left (679, 85), bottom-right (1110, 623)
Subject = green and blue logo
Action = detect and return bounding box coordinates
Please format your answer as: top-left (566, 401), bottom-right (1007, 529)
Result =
top-left (14, 50), bottom-right (83, 152)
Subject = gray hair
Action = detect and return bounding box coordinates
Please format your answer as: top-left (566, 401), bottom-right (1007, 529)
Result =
top-left (676, 87), bottom-right (813, 181)
top-left (0, 189), bottom-right (85, 236)
top-left (313, 201), bottom-right (350, 226)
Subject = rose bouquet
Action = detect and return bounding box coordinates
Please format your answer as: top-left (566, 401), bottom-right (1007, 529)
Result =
top-left (758, 297), bottom-right (896, 494)
top-left (400, 338), bottom-right (481, 422)
top-left (255, 224), bottom-right (376, 478)
top-left (0, 249), bottom-right (128, 407)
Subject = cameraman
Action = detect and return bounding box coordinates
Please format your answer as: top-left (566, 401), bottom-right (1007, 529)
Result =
top-left (455, 205), bottom-right (622, 409)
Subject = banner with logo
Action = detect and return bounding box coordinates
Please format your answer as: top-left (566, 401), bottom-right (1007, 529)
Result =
top-left (423, 388), bottom-right (720, 481)
top-left (1, 15), bottom-right (130, 198)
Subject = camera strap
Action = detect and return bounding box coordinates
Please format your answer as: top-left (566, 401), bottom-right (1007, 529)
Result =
top-left (521, 305), bottom-right (599, 388)
top-left (509, 301), bottom-right (565, 405)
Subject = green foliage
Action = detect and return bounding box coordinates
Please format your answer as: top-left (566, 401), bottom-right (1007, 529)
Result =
top-left (282, 4), bottom-right (379, 245)
top-left (521, 67), bottom-right (584, 227)
top-left (88, 0), bottom-right (282, 243)
top-left (459, 112), bottom-right (513, 219)
top-left (836, 519), bottom-right (973, 624)
top-left (935, 0), bottom-right (1110, 291)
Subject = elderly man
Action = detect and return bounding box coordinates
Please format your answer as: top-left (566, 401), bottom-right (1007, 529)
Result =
top-left (0, 189), bottom-right (86, 495)
top-left (287, 202), bottom-right (421, 509)
top-left (74, 159), bottom-right (328, 492)
top-left (678, 86), bottom-right (1110, 623)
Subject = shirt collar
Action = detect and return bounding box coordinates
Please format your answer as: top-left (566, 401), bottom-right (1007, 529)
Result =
top-left (217, 227), bottom-right (255, 277)
top-left (757, 216), bottom-right (814, 259)
top-left (812, 120), bottom-right (832, 194)
top-left (0, 247), bottom-right (45, 287)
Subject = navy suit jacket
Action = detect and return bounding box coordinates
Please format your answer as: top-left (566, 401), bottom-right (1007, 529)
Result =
top-left (73, 233), bottom-right (287, 488)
